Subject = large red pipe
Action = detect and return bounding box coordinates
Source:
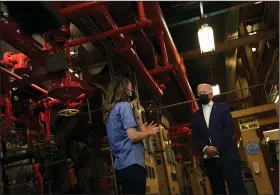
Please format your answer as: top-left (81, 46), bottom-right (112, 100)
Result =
top-left (45, 20), bottom-right (152, 52)
top-left (0, 67), bottom-right (87, 102)
top-left (146, 2), bottom-right (198, 111)
top-left (0, 67), bottom-right (48, 94)
top-left (100, 7), bottom-right (163, 96)
top-left (0, 20), bottom-right (45, 65)
top-left (60, 3), bottom-right (163, 96)
top-left (60, 1), bottom-right (106, 17)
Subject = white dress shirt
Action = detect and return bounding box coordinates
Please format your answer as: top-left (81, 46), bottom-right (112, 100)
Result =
top-left (202, 101), bottom-right (219, 159)
top-left (202, 101), bottom-right (213, 129)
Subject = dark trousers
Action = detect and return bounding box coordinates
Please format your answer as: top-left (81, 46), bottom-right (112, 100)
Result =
top-left (204, 159), bottom-right (247, 195)
top-left (115, 164), bottom-right (146, 194)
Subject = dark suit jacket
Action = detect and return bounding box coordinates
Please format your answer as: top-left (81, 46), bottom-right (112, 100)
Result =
top-left (191, 102), bottom-right (240, 163)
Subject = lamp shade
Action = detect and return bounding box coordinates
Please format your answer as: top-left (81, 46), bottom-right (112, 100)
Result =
top-left (198, 24), bottom-right (215, 53)
top-left (212, 84), bottom-right (220, 96)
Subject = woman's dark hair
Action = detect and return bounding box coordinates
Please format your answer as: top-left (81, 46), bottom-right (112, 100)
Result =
top-left (103, 77), bottom-right (131, 122)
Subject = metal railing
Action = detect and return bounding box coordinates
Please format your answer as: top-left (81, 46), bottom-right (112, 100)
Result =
top-left (150, 80), bottom-right (279, 112)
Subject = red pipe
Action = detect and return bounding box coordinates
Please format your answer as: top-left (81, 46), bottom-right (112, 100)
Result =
top-left (68, 169), bottom-right (76, 188)
top-left (4, 94), bottom-right (12, 126)
top-left (60, 1), bottom-right (106, 17)
top-left (146, 2), bottom-right (198, 111)
top-left (31, 98), bottom-right (83, 110)
top-left (149, 65), bottom-right (174, 75)
top-left (45, 20), bottom-right (152, 52)
top-left (0, 20), bottom-right (45, 65)
top-left (137, 2), bottom-right (147, 22)
top-left (170, 122), bottom-right (192, 130)
top-left (81, 6), bottom-right (164, 96)
top-left (170, 130), bottom-right (191, 136)
top-left (33, 164), bottom-right (44, 195)
top-left (1, 67), bottom-right (88, 101)
top-left (0, 67), bottom-right (48, 94)
top-left (59, 3), bottom-right (163, 96)
top-left (155, 29), bottom-right (169, 67)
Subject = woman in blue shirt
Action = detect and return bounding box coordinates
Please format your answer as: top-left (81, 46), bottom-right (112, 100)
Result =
top-left (103, 77), bottom-right (159, 194)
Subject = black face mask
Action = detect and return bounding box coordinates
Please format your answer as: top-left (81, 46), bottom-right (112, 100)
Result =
top-left (198, 94), bottom-right (210, 105)
top-left (129, 90), bottom-right (137, 102)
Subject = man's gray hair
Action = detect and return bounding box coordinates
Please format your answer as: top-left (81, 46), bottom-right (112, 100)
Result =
top-left (197, 83), bottom-right (213, 93)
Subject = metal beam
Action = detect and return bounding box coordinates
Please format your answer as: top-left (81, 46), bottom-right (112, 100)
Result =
top-left (180, 29), bottom-right (277, 60)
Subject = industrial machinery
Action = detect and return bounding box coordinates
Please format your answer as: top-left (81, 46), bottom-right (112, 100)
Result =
top-left (0, 1), bottom-right (198, 194)
top-left (132, 100), bottom-right (160, 195)
top-left (144, 101), bottom-right (180, 195)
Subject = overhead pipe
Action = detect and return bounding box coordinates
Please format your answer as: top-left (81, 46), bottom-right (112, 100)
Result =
top-left (102, 6), bottom-right (164, 96)
top-left (0, 20), bottom-right (45, 65)
top-left (44, 2), bottom-right (152, 52)
top-left (44, 20), bottom-right (152, 52)
top-left (60, 1), bottom-right (106, 17)
top-left (146, 2), bottom-right (198, 111)
top-left (0, 67), bottom-right (48, 94)
top-left (149, 65), bottom-right (174, 75)
top-left (61, 3), bottom-right (163, 96)
top-left (0, 67), bottom-right (87, 102)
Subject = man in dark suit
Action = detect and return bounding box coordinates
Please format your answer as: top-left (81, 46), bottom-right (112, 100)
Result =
top-left (192, 83), bottom-right (247, 194)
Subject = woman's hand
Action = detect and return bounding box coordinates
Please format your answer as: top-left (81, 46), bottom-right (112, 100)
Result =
top-left (140, 121), bottom-right (160, 136)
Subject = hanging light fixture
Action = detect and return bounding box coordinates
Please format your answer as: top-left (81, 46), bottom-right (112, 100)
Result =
top-left (197, 2), bottom-right (215, 53)
top-left (212, 84), bottom-right (220, 96)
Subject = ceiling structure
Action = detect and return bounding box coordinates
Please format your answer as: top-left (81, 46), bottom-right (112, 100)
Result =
top-left (0, 1), bottom-right (279, 126)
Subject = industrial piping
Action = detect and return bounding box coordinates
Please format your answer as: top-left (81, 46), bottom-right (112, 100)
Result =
top-left (0, 20), bottom-right (46, 65)
top-left (146, 2), bottom-right (199, 111)
top-left (58, 2), bottom-right (164, 97)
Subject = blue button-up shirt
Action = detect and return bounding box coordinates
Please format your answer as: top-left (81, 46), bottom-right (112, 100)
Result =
top-left (106, 102), bottom-right (145, 170)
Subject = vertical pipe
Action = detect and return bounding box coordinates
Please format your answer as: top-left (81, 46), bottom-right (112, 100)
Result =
top-left (137, 2), bottom-right (146, 22)
top-left (156, 30), bottom-right (169, 67)
top-left (4, 94), bottom-right (11, 127)
top-left (148, 2), bottom-right (198, 111)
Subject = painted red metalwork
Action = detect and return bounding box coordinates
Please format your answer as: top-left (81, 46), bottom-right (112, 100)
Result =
top-left (33, 163), bottom-right (44, 195)
top-left (137, 2), bottom-right (147, 22)
top-left (0, 20), bottom-right (45, 65)
top-left (4, 93), bottom-right (12, 127)
top-left (146, 2), bottom-right (198, 111)
top-left (170, 124), bottom-right (192, 137)
top-left (170, 122), bottom-right (192, 130)
top-left (44, 20), bottom-right (152, 52)
top-left (48, 78), bottom-right (84, 101)
top-left (68, 168), bottom-right (76, 188)
top-left (60, 1), bottom-right (106, 17)
top-left (153, 28), bottom-right (169, 67)
top-left (57, 2), bottom-right (163, 96)
top-left (170, 129), bottom-right (191, 137)
top-left (101, 8), bottom-right (163, 96)
top-left (0, 67), bottom-right (48, 94)
top-left (3, 52), bottom-right (31, 74)
top-left (149, 65), bottom-right (174, 75)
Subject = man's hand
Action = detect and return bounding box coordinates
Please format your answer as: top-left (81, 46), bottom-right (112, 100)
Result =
top-left (204, 146), bottom-right (219, 157)
top-left (140, 121), bottom-right (159, 136)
